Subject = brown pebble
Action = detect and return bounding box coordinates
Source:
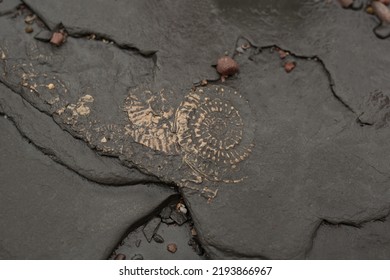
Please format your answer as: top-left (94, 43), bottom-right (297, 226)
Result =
top-left (201, 79), bottom-right (208, 86)
top-left (191, 228), bottom-right (197, 236)
top-left (284, 61), bottom-right (296, 73)
top-left (366, 5), bottom-right (375, 14)
top-left (278, 49), bottom-right (289, 59)
top-left (338, 0), bottom-right (353, 8)
top-left (25, 26), bottom-right (33, 33)
top-left (50, 31), bottom-right (65, 46)
top-left (216, 56), bottom-right (239, 78)
top-left (372, 1), bottom-right (390, 23)
top-left (167, 243), bottom-right (177, 253)
top-left (114, 253), bottom-right (126, 260)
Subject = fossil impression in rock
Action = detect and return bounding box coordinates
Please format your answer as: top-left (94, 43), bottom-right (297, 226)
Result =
top-left (124, 85), bottom-right (255, 183)
top-left (124, 87), bottom-right (178, 155)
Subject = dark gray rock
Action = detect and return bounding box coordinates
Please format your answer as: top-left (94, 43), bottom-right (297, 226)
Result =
top-left (142, 217), bottom-right (161, 243)
top-left (153, 234), bottom-right (164, 244)
top-left (0, 115), bottom-right (176, 259)
top-left (374, 23), bottom-right (390, 39)
top-left (1, 0), bottom-right (390, 260)
top-left (170, 210), bottom-right (188, 226)
top-left (34, 29), bottom-right (52, 42)
top-left (162, 218), bottom-right (175, 225)
top-left (159, 206), bottom-right (172, 219)
top-left (0, 84), bottom-right (158, 186)
top-left (23, 0), bottom-right (238, 89)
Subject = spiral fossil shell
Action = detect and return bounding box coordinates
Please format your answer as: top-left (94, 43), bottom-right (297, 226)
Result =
top-left (176, 85), bottom-right (254, 182)
top-left (124, 84), bottom-right (255, 183)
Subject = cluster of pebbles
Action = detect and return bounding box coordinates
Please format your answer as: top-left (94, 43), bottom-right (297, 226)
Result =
top-left (338, 0), bottom-right (390, 38)
top-left (110, 200), bottom-right (205, 260)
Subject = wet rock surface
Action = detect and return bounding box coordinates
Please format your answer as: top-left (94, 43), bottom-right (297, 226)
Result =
top-left (0, 0), bottom-right (390, 259)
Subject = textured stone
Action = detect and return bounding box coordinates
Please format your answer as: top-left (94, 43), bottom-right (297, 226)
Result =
top-left (0, 84), bottom-right (158, 186)
top-left (1, 0), bottom-right (390, 260)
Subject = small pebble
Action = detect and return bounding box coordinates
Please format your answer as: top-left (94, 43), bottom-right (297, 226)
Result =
top-left (162, 218), bottom-right (175, 224)
top-left (351, 0), bottom-right (364, 10)
top-left (114, 253), bottom-right (126, 260)
top-left (176, 202), bottom-right (187, 214)
top-left (25, 26), bottom-right (33, 33)
top-left (153, 234), bottom-right (164, 243)
top-left (131, 254), bottom-right (144, 260)
top-left (284, 61), bottom-right (296, 73)
top-left (24, 14), bottom-right (36, 24)
top-left (191, 228), bottom-right (197, 236)
top-left (374, 24), bottom-right (390, 38)
top-left (278, 49), bottom-right (289, 59)
top-left (201, 79), bottom-right (208, 86)
top-left (34, 30), bottom-right (52, 42)
top-left (167, 243), bottom-right (177, 253)
top-left (46, 83), bottom-right (55, 90)
top-left (372, 1), bottom-right (390, 23)
top-left (216, 56), bottom-right (239, 77)
top-left (180, 206), bottom-right (187, 214)
top-left (236, 46), bottom-right (244, 53)
top-left (366, 5), bottom-right (375, 14)
top-left (241, 43), bottom-right (251, 49)
top-left (50, 31), bottom-right (65, 46)
top-left (159, 206), bottom-right (172, 219)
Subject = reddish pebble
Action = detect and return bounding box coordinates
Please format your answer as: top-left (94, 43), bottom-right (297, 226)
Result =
top-left (376, 0), bottom-right (390, 6)
top-left (114, 253), bottom-right (126, 260)
top-left (216, 56), bottom-right (239, 77)
top-left (167, 243), bottom-right (177, 253)
top-left (25, 26), bottom-right (33, 33)
top-left (284, 61), bottom-right (296, 73)
top-left (372, 1), bottom-right (390, 22)
top-left (278, 49), bottom-right (289, 59)
top-left (50, 31), bottom-right (65, 46)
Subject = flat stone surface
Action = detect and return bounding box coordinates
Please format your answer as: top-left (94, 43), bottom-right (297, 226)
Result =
top-left (1, 0), bottom-right (390, 259)
top-left (0, 84), bottom-right (159, 185)
top-left (0, 0), bottom-right (20, 15)
top-left (0, 115), bottom-right (176, 259)
top-left (308, 217), bottom-right (390, 259)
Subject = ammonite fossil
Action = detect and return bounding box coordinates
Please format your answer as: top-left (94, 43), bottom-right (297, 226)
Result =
top-left (124, 84), bottom-right (255, 183)
top-left (124, 87), bottom-right (178, 155)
